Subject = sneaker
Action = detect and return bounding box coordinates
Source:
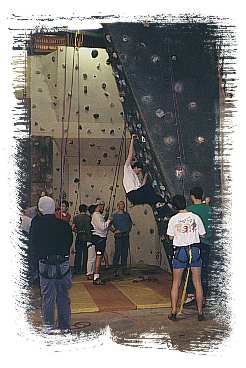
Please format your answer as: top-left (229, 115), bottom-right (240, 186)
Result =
top-left (93, 278), bottom-right (105, 285)
top-left (168, 313), bottom-right (177, 321)
top-left (198, 313), bottom-right (206, 321)
top-left (183, 295), bottom-right (196, 307)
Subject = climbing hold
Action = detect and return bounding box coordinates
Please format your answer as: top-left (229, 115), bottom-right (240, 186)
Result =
top-left (62, 63), bottom-right (66, 68)
top-left (112, 52), bottom-right (118, 59)
top-left (34, 122), bottom-right (38, 126)
top-left (174, 81), bottom-right (183, 93)
top-left (151, 55), bottom-right (160, 63)
top-left (97, 63), bottom-right (100, 70)
top-left (119, 97), bottom-right (124, 103)
top-left (104, 92), bottom-right (109, 97)
top-left (84, 86), bottom-right (88, 94)
top-left (175, 167), bottom-right (185, 178)
top-left (110, 130), bottom-right (115, 135)
top-left (120, 111), bottom-right (124, 116)
top-left (60, 47), bottom-right (63, 52)
top-left (171, 55), bottom-right (177, 61)
top-left (68, 91), bottom-right (72, 97)
top-left (87, 130), bottom-right (92, 135)
top-left (75, 64), bottom-right (79, 70)
top-left (35, 70), bottom-right (41, 74)
top-left (155, 108), bottom-right (165, 118)
top-left (82, 158), bottom-right (86, 162)
top-left (89, 144), bottom-right (95, 147)
top-left (97, 160), bottom-right (101, 165)
top-left (103, 153), bottom-right (108, 158)
top-left (84, 105), bottom-right (89, 111)
top-left (91, 49), bottom-right (98, 58)
top-left (68, 140), bottom-right (73, 144)
top-left (93, 113), bottom-right (99, 119)
top-left (110, 146), bottom-right (115, 150)
top-left (163, 136), bottom-right (176, 146)
top-left (47, 74), bottom-right (51, 79)
top-left (150, 228), bottom-right (154, 234)
top-left (79, 125), bottom-right (82, 130)
top-left (144, 209), bottom-right (148, 215)
top-left (52, 56), bottom-right (55, 62)
top-left (106, 58), bottom-right (111, 65)
top-left (32, 104), bottom-right (36, 109)
top-left (83, 73), bottom-right (87, 80)
top-left (102, 82), bottom-right (107, 89)
top-left (122, 35), bottom-right (128, 42)
top-left (188, 101), bottom-right (198, 111)
top-left (105, 34), bottom-right (112, 43)
top-left (74, 178), bottom-right (80, 183)
top-left (110, 102), bottom-right (115, 108)
top-left (101, 129), bottom-right (106, 133)
top-left (195, 136), bottom-right (205, 144)
top-left (56, 168), bottom-right (60, 172)
top-left (91, 185), bottom-right (94, 189)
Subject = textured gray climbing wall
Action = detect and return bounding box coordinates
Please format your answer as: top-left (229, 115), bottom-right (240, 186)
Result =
top-left (103, 22), bottom-right (218, 199)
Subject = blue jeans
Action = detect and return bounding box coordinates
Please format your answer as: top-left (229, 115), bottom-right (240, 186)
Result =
top-left (39, 260), bottom-right (72, 330)
top-left (113, 235), bottom-right (129, 269)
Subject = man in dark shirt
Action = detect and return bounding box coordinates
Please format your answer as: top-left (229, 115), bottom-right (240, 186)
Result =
top-left (72, 204), bottom-right (92, 275)
top-left (112, 201), bottom-right (132, 276)
top-left (30, 196), bottom-right (73, 332)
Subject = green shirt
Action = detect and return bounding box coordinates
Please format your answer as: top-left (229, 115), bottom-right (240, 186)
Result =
top-left (186, 204), bottom-right (212, 245)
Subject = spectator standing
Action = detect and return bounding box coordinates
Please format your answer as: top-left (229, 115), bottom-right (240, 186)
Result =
top-left (91, 200), bottom-right (111, 285)
top-left (30, 196), bottom-right (73, 332)
top-left (112, 201), bottom-right (132, 276)
top-left (72, 204), bottom-right (92, 275)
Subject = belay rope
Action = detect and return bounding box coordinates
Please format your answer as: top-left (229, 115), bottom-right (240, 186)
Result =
top-left (178, 246), bottom-right (192, 315)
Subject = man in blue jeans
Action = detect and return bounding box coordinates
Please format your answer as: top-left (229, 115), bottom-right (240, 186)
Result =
top-left (112, 201), bottom-right (132, 276)
top-left (30, 196), bottom-right (73, 332)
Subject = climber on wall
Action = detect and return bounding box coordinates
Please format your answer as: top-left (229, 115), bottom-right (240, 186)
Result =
top-left (123, 134), bottom-right (170, 217)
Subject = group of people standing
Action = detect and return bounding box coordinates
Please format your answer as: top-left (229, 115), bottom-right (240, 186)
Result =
top-left (27, 195), bottom-right (133, 332)
top-left (22, 133), bottom-right (212, 332)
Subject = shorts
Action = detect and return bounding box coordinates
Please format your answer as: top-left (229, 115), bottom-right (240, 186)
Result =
top-left (92, 235), bottom-right (107, 256)
top-left (172, 245), bottom-right (202, 269)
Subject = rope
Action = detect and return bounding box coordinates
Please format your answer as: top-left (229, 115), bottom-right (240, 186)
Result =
top-left (178, 247), bottom-right (192, 315)
top-left (59, 36), bottom-right (68, 215)
top-left (107, 122), bottom-right (126, 214)
top-left (61, 38), bottom-right (76, 200)
top-left (167, 39), bottom-right (186, 196)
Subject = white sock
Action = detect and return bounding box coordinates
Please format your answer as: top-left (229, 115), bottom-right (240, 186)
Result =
top-left (93, 273), bottom-right (99, 281)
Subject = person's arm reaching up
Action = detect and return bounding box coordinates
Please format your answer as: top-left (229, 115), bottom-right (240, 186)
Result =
top-left (125, 134), bottom-right (137, 165)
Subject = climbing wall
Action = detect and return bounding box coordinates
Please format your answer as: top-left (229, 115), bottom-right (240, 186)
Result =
top-left (29, 43), bottom-right (169, 269)
top-left (103, 23), bottom-right (218, 199)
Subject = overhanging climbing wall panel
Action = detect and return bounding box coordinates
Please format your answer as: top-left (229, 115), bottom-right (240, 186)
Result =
top-left (103, 23), bottom-right (219, 198)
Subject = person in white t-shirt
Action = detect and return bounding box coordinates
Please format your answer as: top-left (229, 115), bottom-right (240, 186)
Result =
top-left (166, 194), bottom-right (206, 321)
top-left (91, 200), bottom-right (112, 285)
top-left (123, 134), bottom-right (168, 216)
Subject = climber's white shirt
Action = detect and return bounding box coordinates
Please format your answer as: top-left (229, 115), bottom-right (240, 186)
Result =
top-left (123, 161), bottom-right (141, 193)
